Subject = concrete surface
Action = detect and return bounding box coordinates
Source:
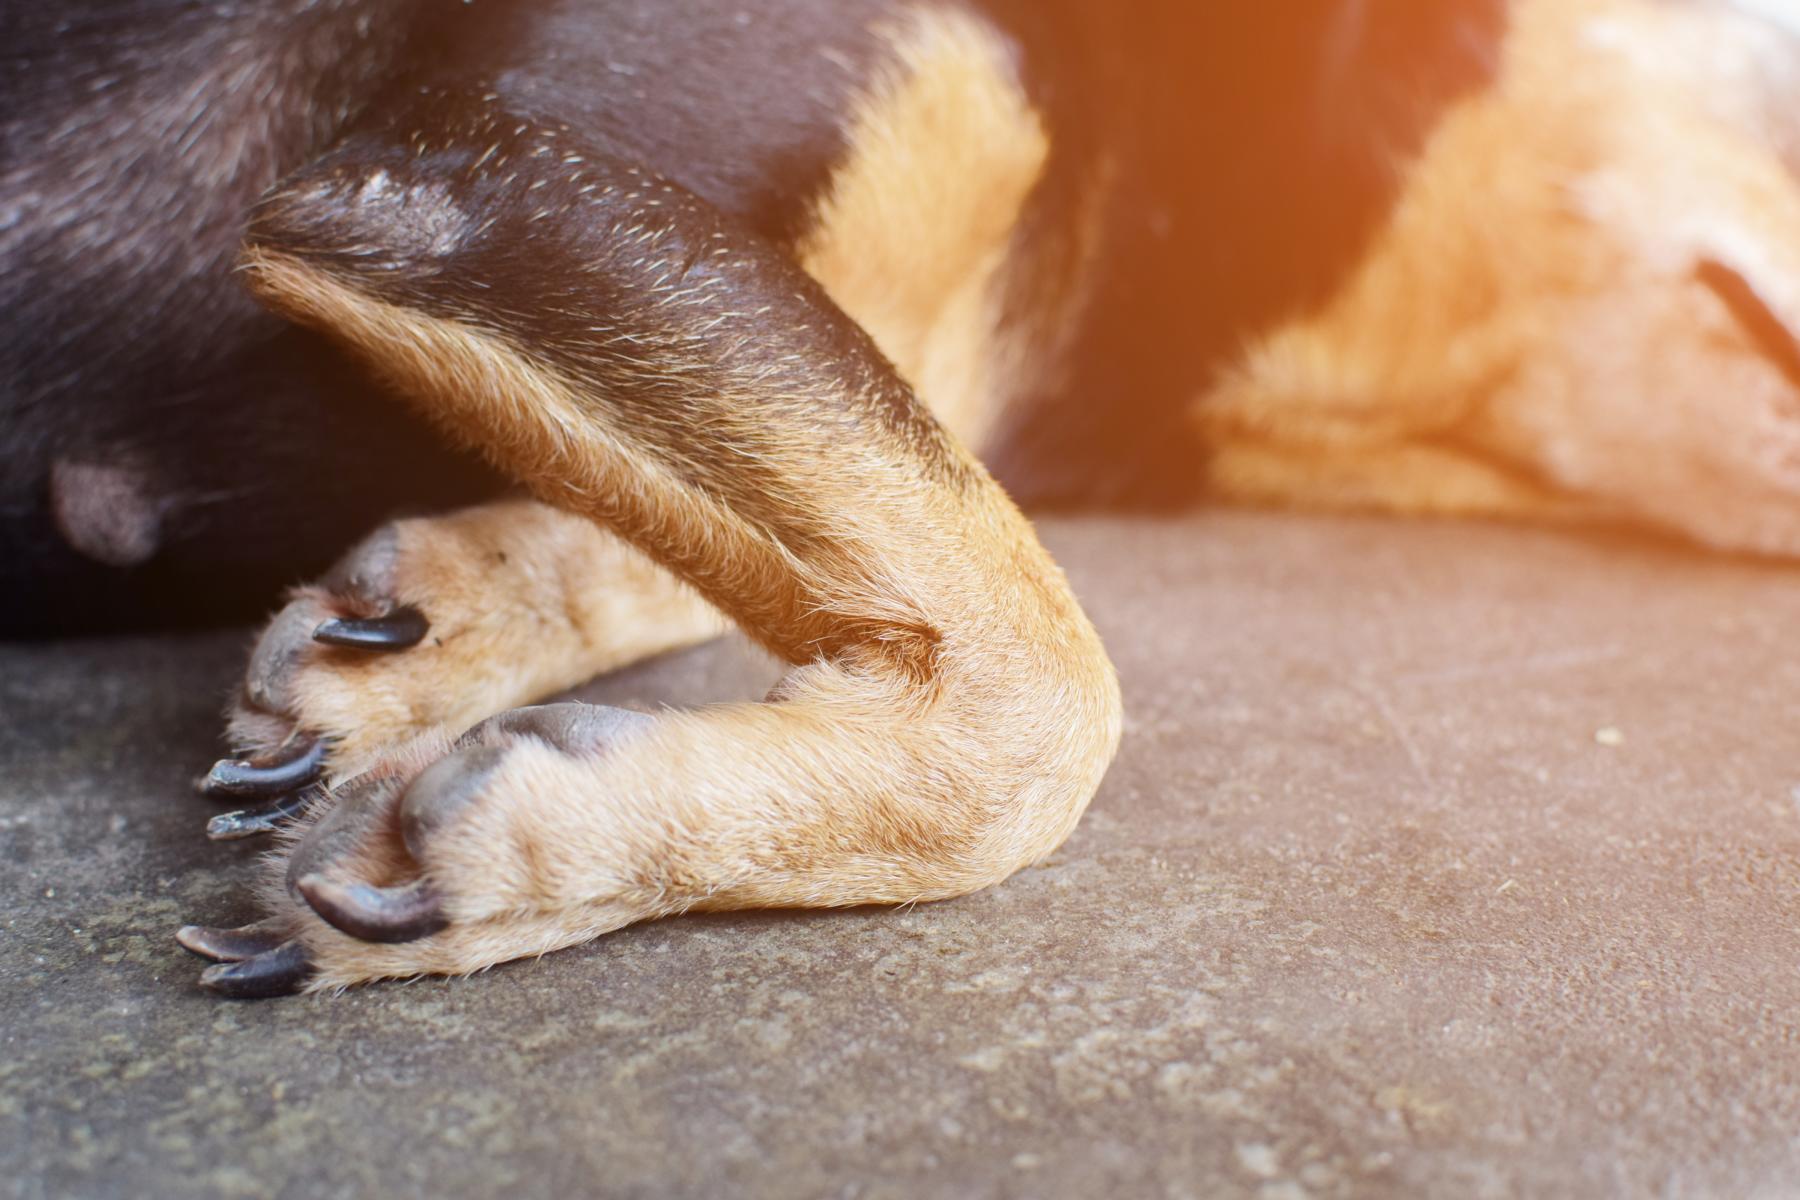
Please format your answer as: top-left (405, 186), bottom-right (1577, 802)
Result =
top-left (3, 512), bottom-right (1799, 1200)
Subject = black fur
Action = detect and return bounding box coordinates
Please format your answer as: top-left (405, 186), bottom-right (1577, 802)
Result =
top-left (1, 0), bottom-right (1511, 634)
top-left (3, 1), bottom-right (482, 633)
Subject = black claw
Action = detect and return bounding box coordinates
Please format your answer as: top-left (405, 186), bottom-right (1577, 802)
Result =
top-left (199, 736), bottom-right (327, 801)
top-left (297, 875), bottom-right (448, 944)
top-left (206, 791), bottom-right (314, 841)
top-left (285, 774), bottom-right (394, 890)
top-left (176, 920), bottom-right (288, 962)
top-left (312, 606), bottom-right (429, 651)
top-left (198, 939), bottom-right (314, 999)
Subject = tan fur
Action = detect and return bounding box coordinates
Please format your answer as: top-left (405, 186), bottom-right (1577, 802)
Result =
top-left (798, 5), bottom-right (1049, 451)
top-left (1200, 0), bottom-right (1800, 555)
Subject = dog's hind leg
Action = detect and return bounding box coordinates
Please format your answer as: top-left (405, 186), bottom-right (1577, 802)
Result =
top-left (183, 110), bottom-right (1119, 995)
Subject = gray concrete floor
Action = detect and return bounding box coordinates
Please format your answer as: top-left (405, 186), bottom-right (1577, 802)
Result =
top-left (3, 512), bottom-right (1799, 1199)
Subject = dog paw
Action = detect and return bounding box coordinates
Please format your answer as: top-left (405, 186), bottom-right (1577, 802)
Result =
top-left (201, 513), bottom-right (468, 836)
top-left (181, 703), bottom-right (657, 997)
top-left (199, 499), bottom-right (726, 842)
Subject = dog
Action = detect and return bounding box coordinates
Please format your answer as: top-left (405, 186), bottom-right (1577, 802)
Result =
top-left (5, 0), bottom-right (1797, 996)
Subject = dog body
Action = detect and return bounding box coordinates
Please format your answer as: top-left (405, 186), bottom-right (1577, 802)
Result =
top-left (5, 0), bottom-right (1516, 631)
top-left (4, 0), bottom-right (1798, 994)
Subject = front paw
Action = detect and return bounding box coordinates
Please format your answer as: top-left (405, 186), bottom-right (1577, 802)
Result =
top-left (201, 518), bottom-right (440, 837)
top-left (202, 499), bottom-right (729, 843)
top-left (182, 703), bottom-right (655, 997)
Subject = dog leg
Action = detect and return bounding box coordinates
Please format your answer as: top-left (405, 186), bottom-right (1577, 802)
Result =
top-left (182, 110), bottom-right (1118, 994)
top-left (203, 5), bottom-right (1056, 827)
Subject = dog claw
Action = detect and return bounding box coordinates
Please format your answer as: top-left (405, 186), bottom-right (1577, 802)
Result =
top-left (297, 874), bottom-right (448, 944)
top-left (199, 736), bottom-right (327, 801)
top-left (205, 791), bottom-right (313, 841)
top-left (176, 919), bottom-right (289, 962)
top-left (198, 939), bottom-right (313, 998)
top-left (312, 606), bottom-right (429, 651)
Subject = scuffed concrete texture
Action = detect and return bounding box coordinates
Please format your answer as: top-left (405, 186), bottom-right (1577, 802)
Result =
top-left (3, 512), bottom-right (1799, 1200)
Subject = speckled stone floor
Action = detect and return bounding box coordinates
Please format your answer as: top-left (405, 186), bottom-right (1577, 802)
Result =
top-left (4, 512), bottom-right (1798, 1199)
